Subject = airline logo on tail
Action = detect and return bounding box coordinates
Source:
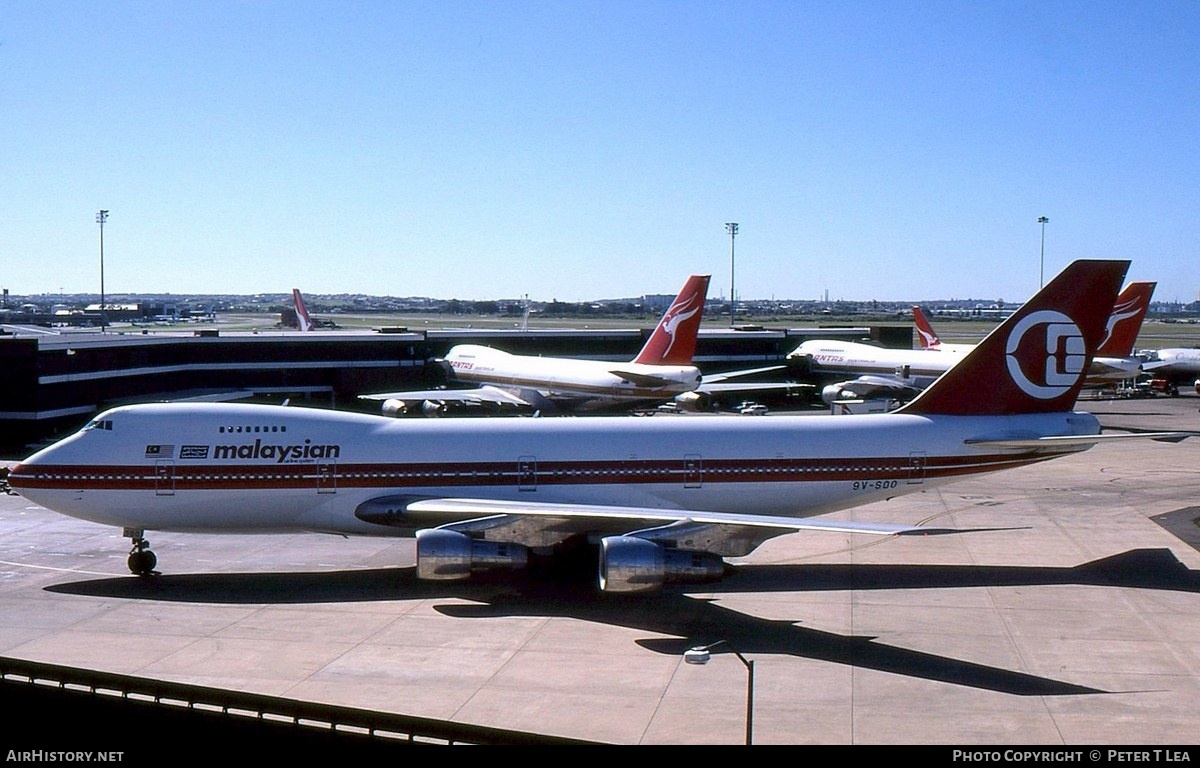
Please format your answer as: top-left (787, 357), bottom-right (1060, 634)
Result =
top-left (292, 289), bottom-right (314, 332)
top-left (900, 260), bottom-right (1128, 416)
top-left (912, 306), bottom-right (940, 348)
top-left (1097, 281), bottom-right (1155, 356)
top-left (656, 290), bottom-right (703, 358)
top-left (1005, 310), bottom-right (1086, 399)
top-left (633, 274), bottom-right (710, 365)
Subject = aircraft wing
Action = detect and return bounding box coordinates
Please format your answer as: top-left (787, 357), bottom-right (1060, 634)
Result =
top-left (693, 365), bottom-right (805, 398)
top-left (700, 365), bottom-right (787, 384)
top-left (697, 381), bottom-right (812, 395)
top-left (1140, 360), bottom-right (1182, 373)
top-left (358, 385), bottom-right (532, 407)
top-left (819, 374), bottom-right (925, 404)
top-left (401, 497), bottom-right (953, 559)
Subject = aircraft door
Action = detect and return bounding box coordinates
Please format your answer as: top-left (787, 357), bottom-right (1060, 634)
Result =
top-left (154, 460), bottom-right (175, 496)
top-left (906, 452), bottom-right (927, 485)
top-left (518, 456), bottom-right (537, 492)
top-left (684, 454), bottom-right (702, 489)
top-left (317, 462), bottom-right (337, 494)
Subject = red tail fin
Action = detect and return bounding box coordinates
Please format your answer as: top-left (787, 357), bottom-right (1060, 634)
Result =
top-left (898, 260), bottom-right (1130, 416)
top-left (292, 289), bottom-right (314, 332)
top-left (912, 306), bottom-right (941, 349)
top-left (633, 274), bottom-right (710, 365)
top-left (1096, 281), bottom-right (1155, 357)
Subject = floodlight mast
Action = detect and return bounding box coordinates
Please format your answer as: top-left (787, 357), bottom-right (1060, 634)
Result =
top-left (96, 210), bottom-right (109, 332)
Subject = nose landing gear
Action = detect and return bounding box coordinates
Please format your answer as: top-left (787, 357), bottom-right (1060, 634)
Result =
top-left (124, 528), bottom-right (157, 576)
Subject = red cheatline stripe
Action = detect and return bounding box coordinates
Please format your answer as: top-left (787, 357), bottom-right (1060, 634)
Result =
top-left (10, 450), bottom-right (1076, 492)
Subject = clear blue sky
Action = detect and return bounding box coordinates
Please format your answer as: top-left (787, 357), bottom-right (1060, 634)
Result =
top-left (3, 1), bottom-right (1197, 304)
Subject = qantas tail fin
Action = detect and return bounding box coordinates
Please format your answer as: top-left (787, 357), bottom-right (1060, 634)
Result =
top-left (292, 289), bottom-right (314, 332)
top-left (912, 306), bottom-right (941, 349)
top-left (898, 260), bottom-right (1130, 417)
top-left (632, 274), bottom-right (710, 365)
top-left (1096, 281), bottom-right (1155, 357)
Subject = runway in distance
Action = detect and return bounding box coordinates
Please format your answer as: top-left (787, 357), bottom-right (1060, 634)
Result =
top-left (795, 281), bottom-right (1157, 406)
top-left (359, 273), bottom-right (791, 417)
top-left (11, 260), bottom-right (1194, 593)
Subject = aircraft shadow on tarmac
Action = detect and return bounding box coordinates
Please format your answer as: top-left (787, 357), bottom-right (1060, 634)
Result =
top-left (45, 547), bottom-right (1200, 699)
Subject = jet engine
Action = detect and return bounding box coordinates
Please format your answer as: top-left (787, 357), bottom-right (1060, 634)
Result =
top-left (672, 391), bottom-right (711, 412)
top-left (597, 535), bottom-right (725, 593)
top-left (380, 399), bottom-right (411, 417)
top-left (380, 399), bottom-right (447, 417)
top-left (821, 383), bottom-right (854, 404)
top-left (415, 529), bottom-right (528, 580)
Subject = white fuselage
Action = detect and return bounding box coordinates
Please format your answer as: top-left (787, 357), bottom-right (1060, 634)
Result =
top-left (444, 344), bottom-right (702, 410)
top-left (792, 340), bottom-right (1141, 388)
top-left (790, 340), bottom-right (965, 388)
top-left (1144, 348), bottom-right (1200, 380)
top-left (12, 402), bottom-right (1100, 536)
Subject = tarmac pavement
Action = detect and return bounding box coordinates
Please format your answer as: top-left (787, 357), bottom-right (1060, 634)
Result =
top-left (1, 393), bottom-right (1198, 746)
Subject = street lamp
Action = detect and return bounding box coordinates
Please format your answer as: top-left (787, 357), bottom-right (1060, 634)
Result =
top-left (1037, 216), bottom-right (1049, 289)
top-left (96, 210), bottom-right (109, 332)
top-left (725, 222), bottom-right (738, 326)
top-left (684, 639), bottom-right (754, 745)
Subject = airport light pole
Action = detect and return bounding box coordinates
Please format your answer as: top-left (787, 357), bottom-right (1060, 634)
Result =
top-left (1038, 215), bottom-right (1049, 289)
top-left (725, 222), bottom-right (738, 326)
top-left (96, 209), bottom-right (109, 332)
top-left (684, 640), bottom-right (754, 745)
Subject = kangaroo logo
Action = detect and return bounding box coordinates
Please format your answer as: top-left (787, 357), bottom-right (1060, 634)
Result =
top-left (656, 291), bottom-right (701, 359)
top-left (1098, 294), bottom-right (1142, 351)
top-left (1005, 310), bottom-right (1086, 399)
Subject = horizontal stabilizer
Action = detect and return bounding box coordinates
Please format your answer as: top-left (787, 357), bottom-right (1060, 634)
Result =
top-left (607, 369), bottom-right (676, 388)
top-left (965, 431), bottom-right (1198, 449)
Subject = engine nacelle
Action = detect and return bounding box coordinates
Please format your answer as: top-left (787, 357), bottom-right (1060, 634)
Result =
top-left (597, 536), bottom-right (725, 593)
top-left (415, 529), bottom-right (528, 581)
top-left (378, 399), bottom-right (449, 418)
top-left (821, 383), bottom-right (854, 404)
top-left (380, 399), bottom-right (411, 417)
top-left (673, 391), bottom-right (711, 412)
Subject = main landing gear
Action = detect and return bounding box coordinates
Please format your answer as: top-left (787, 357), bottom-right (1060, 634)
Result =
top-left (124, 528), bottom-right (157, 576)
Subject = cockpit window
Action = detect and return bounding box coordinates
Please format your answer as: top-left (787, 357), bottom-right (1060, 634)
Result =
top-left (84, 418), bottom-right (114, 431)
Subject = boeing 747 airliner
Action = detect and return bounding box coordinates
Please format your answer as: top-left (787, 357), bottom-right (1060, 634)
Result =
top-left (10, 261), bottom-right (1192, 592)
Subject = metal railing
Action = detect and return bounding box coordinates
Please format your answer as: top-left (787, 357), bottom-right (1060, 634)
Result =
top-left (0, 656), bottom-right (604, 746)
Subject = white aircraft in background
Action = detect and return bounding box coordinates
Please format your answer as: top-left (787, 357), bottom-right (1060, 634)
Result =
top-left (360, 274), bottom-right (789, 416)
top-left (796, 281), bottom-right (1157, 405)
top-left (11, 260), bottom-right (1192, 592)
top-left (292, 288), bottom-right (314, 332)
top-left (1140, 346), bottom-right (1200, 395)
